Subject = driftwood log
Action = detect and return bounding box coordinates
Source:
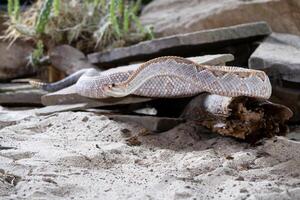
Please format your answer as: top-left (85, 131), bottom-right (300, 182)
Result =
top-left (181, 93), bottom-right (293, 141)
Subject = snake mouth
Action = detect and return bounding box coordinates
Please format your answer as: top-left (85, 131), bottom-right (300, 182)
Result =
top-left (103, 83), bottom-right (129, 97)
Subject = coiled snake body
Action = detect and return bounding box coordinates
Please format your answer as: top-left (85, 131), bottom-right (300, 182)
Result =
top-left (31, 56), bottom-right (272, 99)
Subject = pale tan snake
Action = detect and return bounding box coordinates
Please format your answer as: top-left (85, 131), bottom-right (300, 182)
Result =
top-left (30, 56), bottom-right (272, 99)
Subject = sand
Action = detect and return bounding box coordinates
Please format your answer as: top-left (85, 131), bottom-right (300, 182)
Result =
top-left (0, 108), bottom-right (299, 200)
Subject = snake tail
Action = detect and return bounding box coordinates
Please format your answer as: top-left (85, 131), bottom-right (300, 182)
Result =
top-left (29, 69), bottom-right (88, 92)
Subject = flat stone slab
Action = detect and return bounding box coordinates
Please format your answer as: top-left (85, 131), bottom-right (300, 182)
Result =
top-left (249, 33), bottom-right (300, 83)
top-left (88, 22), bottom-right (270, 66)
top-left (35, 103), bottom-right (89, 116)
top-left (188, 54), bottom-right (234, 65)
top-left (41, 85), bottom-right (153, 107)
top-left (0, 83), bottom-right (34, 92)
top-left (0, 84), bottom-right (47, 105)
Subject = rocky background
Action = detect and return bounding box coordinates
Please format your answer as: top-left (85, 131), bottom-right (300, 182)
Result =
top-left (141, 0), bottom-right (300, 37)
top-left (0, 0), bottom-right (300, 199)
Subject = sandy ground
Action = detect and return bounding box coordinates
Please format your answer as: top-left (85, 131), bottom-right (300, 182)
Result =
top-left (0, 108), bottom-right (299, 200)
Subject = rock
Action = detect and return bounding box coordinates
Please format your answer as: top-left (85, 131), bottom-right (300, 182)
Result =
top-left (0, 83), bottom-right (46, 105)
top-left (0, 107), bottom-right (35, 129)
top-left (249, 33), bottom-right (300, 121)
top-left (49, 45), bottom-right (97, 75)
top-left (287, 126), bottom-right (300, 141)
top-left (109, 115), bottom-right (184, 132)
top-left (41, 85), bottom-right (153, 107)
top-left (249, 33), bottom-right (300, 82)
top-left (141, 0), bottom-right (300, 37)
top-left (0, 89), bottom-right (45, 105)
top-left (0, 40), bottom-right (34, 81)
top-left (187, 54), bottom-right (234, 66)
top-left (35, 103), bottom-right (90, 116)
top-left (88, 22), bottom-right (270, 66)
top-left (0, 83), bottom-right (34, 92)
top-left (271, 86), bottom-right (300, 122)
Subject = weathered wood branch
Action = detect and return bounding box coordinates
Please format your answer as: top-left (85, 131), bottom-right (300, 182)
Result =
top-left (181, 93), bottom-right (293, 141)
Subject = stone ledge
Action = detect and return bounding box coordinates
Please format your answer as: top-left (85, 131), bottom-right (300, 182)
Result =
top-left (88, 22), bottom-right (271, 66)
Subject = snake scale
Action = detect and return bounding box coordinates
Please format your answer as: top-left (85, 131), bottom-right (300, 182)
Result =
top-left (30, 56), bottom-right (272, 99)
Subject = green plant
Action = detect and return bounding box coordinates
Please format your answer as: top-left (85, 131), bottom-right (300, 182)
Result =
top-left (7, 0), bottom-right (20, 22)
top-left (2, 0), bottom-right (154, 55)
top-left (35, 0), bottom-right (54, 34)
top-left (53, 0), bottom-right (60, 16)
top-left (30, 40), bottom-right (44, 66)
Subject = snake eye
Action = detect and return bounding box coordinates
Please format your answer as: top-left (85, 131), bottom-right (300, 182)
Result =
top-left (111, 83), bottom-right (116, 87)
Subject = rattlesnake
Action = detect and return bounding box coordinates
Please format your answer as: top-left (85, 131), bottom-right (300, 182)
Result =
top-left (30, 56), bottom-right (272, 99)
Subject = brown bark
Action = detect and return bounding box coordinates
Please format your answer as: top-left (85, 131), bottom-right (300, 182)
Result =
top-left (181, 93), bottom-right (293, 141)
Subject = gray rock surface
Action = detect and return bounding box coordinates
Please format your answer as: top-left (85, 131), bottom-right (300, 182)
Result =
top-left (35, 103), bottom-right (91, 115)
top-left (0, 84), bottom-right (46, 105)
top-left (271, 86), bottom-right (300, 122)
top-left (249, 33), bottom-right (300, 121)
top-left (287, 126), bottom-right (300, 141)
top-left (141, 0), bottom-right (300, 37)
top-left (249, 33), bottom-right (300, 82)
top-left (50, 45), bottom-right (96, 75)
top-left (0, 40), bottom-right (34, 81)
top-left (88, 22), bottom-right (270, 66)
top-left (187, 54), bottom-right (234, 66)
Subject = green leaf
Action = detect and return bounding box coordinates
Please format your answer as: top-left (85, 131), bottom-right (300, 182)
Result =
top-left (132, 0), bottom-right (141, 15)
top-left (7, 0), bottom-right (13, 18)
top-left (110, 0), bottom-right (121, 38)
top-left (130, 11), bottom-right (143, 33)
top-left (53, 0), bottom-right (60, 16)
top-left (30, 40), bottom-right (44, 66)
top-left (35, 0), bottom-right (54, 34)
top-left (118, 0), bottom-right (124, 18)
top-left (13, 0), bottom-right (20, 21)
top-left (123, 5), bottom-right (129, 34)
top-left (144, 25), bottom-right (155, 40)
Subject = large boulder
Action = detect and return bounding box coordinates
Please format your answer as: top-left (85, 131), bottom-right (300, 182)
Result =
top-left (0, 40), bottom-right (35, 81)
top-left (1, 10), bottom-right (35, 81)
top-left (141, 0), bottom-right (300, 37)
top-left (50, 45), bottom-right (96, 75)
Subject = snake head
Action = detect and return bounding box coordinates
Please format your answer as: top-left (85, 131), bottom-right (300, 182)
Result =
top-left (102, 83), bottom-right (113, 93)
top-left (103, 83), bottom-right (130, 98)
